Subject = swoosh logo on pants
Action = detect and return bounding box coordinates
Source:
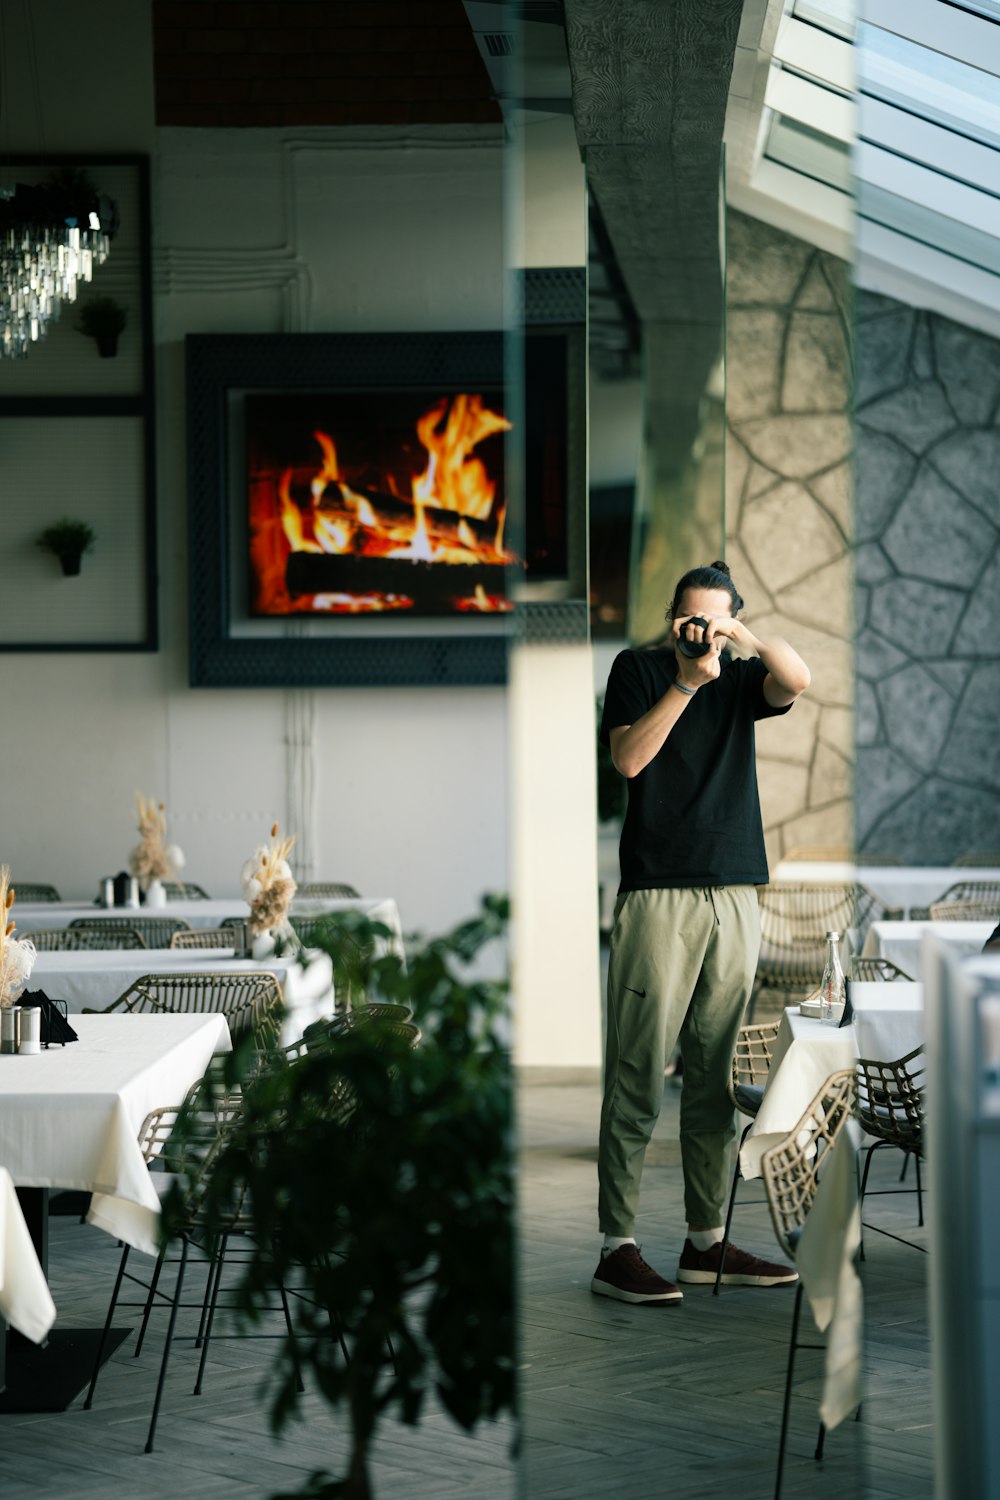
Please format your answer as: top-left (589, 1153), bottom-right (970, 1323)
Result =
top-left (623, 985), bottom-right (647, 998)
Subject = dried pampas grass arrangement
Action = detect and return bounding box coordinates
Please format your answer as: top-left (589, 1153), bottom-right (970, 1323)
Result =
top-left (0, 866), bottom-right (36, 1007)
top-left (241, 822), bottom-right (298, 938)
top-left (129, 793), bottom-right (180, 892)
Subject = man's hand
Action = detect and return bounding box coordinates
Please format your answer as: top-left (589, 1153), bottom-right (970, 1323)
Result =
top-left (671, 615), bottom-right (725, 688)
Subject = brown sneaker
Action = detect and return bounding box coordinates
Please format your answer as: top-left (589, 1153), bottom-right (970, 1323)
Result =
top-left (676, 1238), bottom-right (798, 1287)
top-left (591, 1244), bottom-right (683, 1305)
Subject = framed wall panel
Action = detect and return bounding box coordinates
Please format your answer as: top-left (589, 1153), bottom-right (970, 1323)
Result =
top-left (0, 154), bottom-right (156, 651)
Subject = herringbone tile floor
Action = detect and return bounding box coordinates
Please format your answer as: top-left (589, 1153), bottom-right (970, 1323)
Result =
top-left (0, 1072), bottom-right (931, 1500)
top-left (519, 1074), bottom-right (932, 1500)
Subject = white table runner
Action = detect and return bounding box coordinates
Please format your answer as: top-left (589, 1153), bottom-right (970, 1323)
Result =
top-left (0, 1013), bottom-right (231, 1256)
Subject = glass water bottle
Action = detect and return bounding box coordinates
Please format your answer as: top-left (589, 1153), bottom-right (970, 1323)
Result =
top-left (820, 930), bottom-right (846, 1024)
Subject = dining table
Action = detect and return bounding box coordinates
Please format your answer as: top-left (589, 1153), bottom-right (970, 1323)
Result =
top-left (740, 982), bottom-right (924, 1180)
top-left (27, 946), bottom-right (335, 1045)
top-left (772, 862), bottom-right (1000, 915)
top-left (0, 1011), bottom-right (231, 1411)
top-left (862, 919), bottom-right (994, 976)
top-left (741, 982), bottom-right (923, 1440)
top-left (13, 894), bottom-right (405, 952)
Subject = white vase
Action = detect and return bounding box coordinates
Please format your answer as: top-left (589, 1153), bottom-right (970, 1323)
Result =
top-left (146, 878), bottom-right (167, 909)
top-left (251, 931), bottom-right (276, 960)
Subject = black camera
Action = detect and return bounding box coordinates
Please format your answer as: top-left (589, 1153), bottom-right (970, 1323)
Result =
top-left (675, 615), bottom-right (712, 658)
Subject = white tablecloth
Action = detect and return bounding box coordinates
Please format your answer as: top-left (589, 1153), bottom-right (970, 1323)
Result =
top-left (0, 1013), bottom-right (231, 1256)
top-left (862, 920), bottom-right (994, 976)
top-left (27, 948), bottom-right (335, 1045)
top-left (851, 981), bottom-right (924, 1061)
top-left (741, 989), bottom-right (924, 1180)
top-left (741, 1011), bottom-right (857, 1180)
top-left (794, 1130), bottom-right (862, 1431)
top-left (0, 1165), bottom-right (55, 1344)
top-left (773, 863), bottom-right (1000, 914)
top-left (14, 895), bottom-right (405, 951)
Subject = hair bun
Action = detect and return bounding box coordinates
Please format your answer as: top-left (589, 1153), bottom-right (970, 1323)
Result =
top-left (710, 560), bottom-right (731, 576)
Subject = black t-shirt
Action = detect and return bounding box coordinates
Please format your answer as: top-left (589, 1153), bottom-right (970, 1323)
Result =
top-left (600, 646), bottom-right (792, 890)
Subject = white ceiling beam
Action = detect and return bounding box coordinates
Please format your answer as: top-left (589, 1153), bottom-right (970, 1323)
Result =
top-left (773, 16), bottom-right (854, 91)
top-left (857, 140), bottom-right (1000, 240)
top-left (862, 0), bottom-right (1000, 77)
top-left (765, 65), bottom-right (855, 141)
top-left (857, 217), bottom-right (1000, 330)
top-left (860, 95), bottom-right (1000, 198)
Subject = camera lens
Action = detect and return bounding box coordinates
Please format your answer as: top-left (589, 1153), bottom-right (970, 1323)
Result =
top-left (676, 615), bottom-right (712, 658)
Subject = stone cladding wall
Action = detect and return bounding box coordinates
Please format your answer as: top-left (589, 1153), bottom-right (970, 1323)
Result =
top-left (854, 290), bottom-right (1000, 860)
top-left (725, 211), bottom-right (853, 864)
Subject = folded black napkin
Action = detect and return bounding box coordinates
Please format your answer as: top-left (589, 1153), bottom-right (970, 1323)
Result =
top-left (18, 989), bottom-right (79, 1046)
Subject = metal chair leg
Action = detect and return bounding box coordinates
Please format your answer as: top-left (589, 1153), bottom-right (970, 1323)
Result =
top-left (146, 1236), bottom-right (189, 1453)
top-left (194, 1234), bottom-right (228, 1397)
top-left (814, 1420), bottom-right (826, 1461)
top-left (134, 1250), bottom-right (166, 1359)
top-left (278, 1276), bottom-right (305, 1394)
top-left (915, 1152), bottom-right (924, 1227)
top-left (84, 1242), bottom-right (130, 1409)
top-left (775, 1281), bottom-right (804, 1500)
top-left (899, 1152), bottom-right (910, 1183)
top-left (715, 1120), bottom-right (752, 1296)
top-left (858, 1141), bottom-right (882, 1263)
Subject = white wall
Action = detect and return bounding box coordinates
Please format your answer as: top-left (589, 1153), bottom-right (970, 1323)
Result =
top-left (0, 4), bottom-right (509, 942)
top-left (507, 111), bottom-right (602, 1068)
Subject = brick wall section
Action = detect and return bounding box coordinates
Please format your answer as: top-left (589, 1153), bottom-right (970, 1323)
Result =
top-left (153, 0), bottom-right (501, 126)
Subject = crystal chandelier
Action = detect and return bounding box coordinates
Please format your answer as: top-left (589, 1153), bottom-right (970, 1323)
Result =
top-left (0, 169), bottom-right (119, 359)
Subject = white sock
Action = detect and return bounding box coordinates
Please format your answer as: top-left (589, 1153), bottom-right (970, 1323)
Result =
top-left (602, 1235), bottom-right (636, 1257)
top-left (688, 1227), bottom-right (725, 1251)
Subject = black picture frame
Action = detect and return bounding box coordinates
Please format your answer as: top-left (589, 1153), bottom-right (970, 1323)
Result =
top-left (0, 153), bottom-right (157, 653)
top-left (186, 331), bottom-right (519, 688)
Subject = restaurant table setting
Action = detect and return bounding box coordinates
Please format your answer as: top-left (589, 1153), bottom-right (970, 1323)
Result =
top-left (14, 894), bottom-right (405, 950)
top-left (741, 983), bottom-right (924, 1180)
top-left (0, 1012), bottom-right (231, 1256)
top-left (25, 946), bottom-right (335, 1045)
top-left (772, 862), bottom-right (1000, 914)
top-left (862, 919), bottom-right (994, 974)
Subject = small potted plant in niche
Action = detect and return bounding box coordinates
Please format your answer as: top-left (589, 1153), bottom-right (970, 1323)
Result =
top-left (75, 295), bottom-right (127, 358)
top-left (36, 517), bottom-right (96, 577)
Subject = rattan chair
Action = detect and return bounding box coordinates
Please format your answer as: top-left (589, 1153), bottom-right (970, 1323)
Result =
top-left (298, 881), bottom-right (361, 898)
top-left (162, 880), bottom-right (211, 900)
top-left (951, 851), bottom-right (1000, 866)
top-left (753, 885), bottom-right (859, 1018)
top-left (715, 1020), bottom-right (781, 1296)
top-left (848, 955), bottom-right (913, 983)
top-left (928, 897), bottom-right (1000, 922)
top-left (22, 925), bottom-right (147, 951)
top-left (855, 1046), bottom-right (925, 1255)
top-left (12, 881), bottom-right (61, 901)
top-left (83, 1084), bottom-right (264, 1452)
top-left (169, 927), bottom-right (237, 950)
top-left (85, 970), bottom-right (283, 1047)
top-left (70, 914), bottom-right (192, 949)
top-left (761, 1068), bottom-right (856, 1500)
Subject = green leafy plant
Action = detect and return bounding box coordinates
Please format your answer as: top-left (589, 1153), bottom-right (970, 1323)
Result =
top-left (162, 894), bottom-right (515, 1500)
top-left (35, 516), bottom-right (96, 576)
top-left (75, 295), bottom-right (127, 356)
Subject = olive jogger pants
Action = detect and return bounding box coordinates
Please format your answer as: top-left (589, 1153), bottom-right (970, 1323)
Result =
top-left (597, 885), bottom-right (761, 1236)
